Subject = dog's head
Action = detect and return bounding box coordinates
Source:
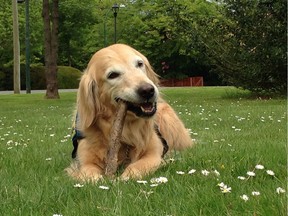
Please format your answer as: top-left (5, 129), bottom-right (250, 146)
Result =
top-left (77, 44), bottom-right (160, 129)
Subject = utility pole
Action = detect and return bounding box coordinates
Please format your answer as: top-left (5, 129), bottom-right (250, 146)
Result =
top-left (112, 3), bottom-right (119, 44)
top-left (12, 0), bottom-right (21, 94)
top-left (25, 0), bottom-right (31, 93)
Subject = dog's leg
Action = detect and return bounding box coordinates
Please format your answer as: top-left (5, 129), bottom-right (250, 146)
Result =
top-left (120, 135), bottom-right (163, 180)
top-left (77, 164), bottom-right (103, 182)
top-left (74, 139), bottom-right (106, 182)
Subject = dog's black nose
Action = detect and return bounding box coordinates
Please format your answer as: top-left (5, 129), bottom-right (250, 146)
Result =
top-left (137, 83), bottom-right (155, 100)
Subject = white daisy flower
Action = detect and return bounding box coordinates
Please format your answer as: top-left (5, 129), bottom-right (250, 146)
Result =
top-left (255, 164), bottom-right (265, 170)
top-left (240, 194), bottom-right (249, 202)
top-left (266, 170), bottom-right (275, 176)
top-left (150, 177), bottom-right (168, 184)
top-left (201, 170), bottom-right (210, 176)
top-left (220, 185), bottom-right (232, 193)
top-left (99, 185), bottom-right (109, 190)
top-left (217, 182), bottom-right (225, 187)
top-left (73, 183), bottom-right (84, 188)
top-left (176, 171), bottom-right (185, 175)
top-left (276, 187), bottom-right (286, 194)
top-left (7, 140), bottom-right (13, 145)
top-left (188, 169), bottom-right (196, 174)
top-left (237, 176), bottom-right (246, 180)
top-left (247, 171), bottom-right (256, 177)
top-left (213, 170), bottom-right (220, 176)
top-left (252, 191), bottom-right (260, 196)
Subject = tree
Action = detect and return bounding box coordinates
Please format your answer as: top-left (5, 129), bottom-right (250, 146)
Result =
top-left (198, 0), bottom-right (287, 95)
top-left (58, 0), bottom-right (97, 69)
top-left (42, 0), bottom-right (59, 99)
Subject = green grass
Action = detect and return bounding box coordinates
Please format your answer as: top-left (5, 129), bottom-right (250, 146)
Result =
top-left (0, 87), bottom-right (286, 216)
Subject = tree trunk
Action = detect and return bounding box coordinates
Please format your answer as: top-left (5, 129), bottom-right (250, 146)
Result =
top-left (42, 0), bottom-right (59, 99)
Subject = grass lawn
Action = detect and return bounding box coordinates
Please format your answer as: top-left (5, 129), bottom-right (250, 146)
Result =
top-left (0, 87), bottom-right (286, 216)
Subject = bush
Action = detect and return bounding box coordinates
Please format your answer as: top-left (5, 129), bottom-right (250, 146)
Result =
top-left (57, 66), bottom-right (82, 89)
top-left (0, 65), bottom-right (82, 90)
top-left (30, 64), bottom-right (46, 90)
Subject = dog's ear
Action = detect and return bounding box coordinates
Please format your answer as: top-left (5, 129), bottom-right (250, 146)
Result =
top-left (77, 72), bottom-right (100, 130)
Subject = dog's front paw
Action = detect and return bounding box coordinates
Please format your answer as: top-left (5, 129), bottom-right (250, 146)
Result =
top-left (68, 165), bottom-right (103, 183)
top-left (120, 166), bottom-right (143, 180)
top-left (79, 173), bottom-right (103, 183)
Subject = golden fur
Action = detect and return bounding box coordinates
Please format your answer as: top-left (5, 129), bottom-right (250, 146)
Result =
top-left (66, 44), bottom-right (193, 181)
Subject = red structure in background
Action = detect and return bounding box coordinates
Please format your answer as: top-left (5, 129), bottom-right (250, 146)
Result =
top-left (160, 77), bottom-right (203, 87)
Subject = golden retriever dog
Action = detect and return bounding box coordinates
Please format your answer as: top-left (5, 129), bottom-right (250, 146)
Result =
top-left (66, 44), bottom-right (193, 181)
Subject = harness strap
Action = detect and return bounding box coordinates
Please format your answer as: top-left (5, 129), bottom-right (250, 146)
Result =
top-left (71, 113), bottom-right (84, 159)
top-left (71, 129), bottom-right (84, 158)
top-left (71, 115), bottom-right (169, 158)
top-left (154, 125), bottom-right (169, 157)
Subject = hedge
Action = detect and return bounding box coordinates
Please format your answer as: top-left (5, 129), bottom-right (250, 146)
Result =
top-left (0, 65), bottom-right (82, 91)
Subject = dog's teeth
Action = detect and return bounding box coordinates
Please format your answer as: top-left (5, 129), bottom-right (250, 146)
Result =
top-left (140, 105), bottom-right (154, 113)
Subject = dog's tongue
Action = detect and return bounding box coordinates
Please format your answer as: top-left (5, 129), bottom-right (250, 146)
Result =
top-left (140, 103), bottom-right (154, 112)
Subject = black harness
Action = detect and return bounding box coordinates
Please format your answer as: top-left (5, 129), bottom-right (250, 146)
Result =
top-left (154, 125), bottom-right (169, 157)
top-left (71, 117), bottom-right (169, 159)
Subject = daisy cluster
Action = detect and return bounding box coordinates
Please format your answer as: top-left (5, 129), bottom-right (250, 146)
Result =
top-left (71, 163), bottom-right (285, 206)
top-left (238, 164), bottom-right (276, 180)
top-left (0, 117), bottom-right (30, 151)
top-left (187, 164), bottom-right (285, 202)
top-left (0, 113), bottom-right (71, 146)
top-left (175, 102), bottom-right (286, 136)
top-left (176, 163), bottom-right (285, 200)
top-left (168, 102), bottom-right (286, 198)
top-left (235, 164), bottom-right (286, 201)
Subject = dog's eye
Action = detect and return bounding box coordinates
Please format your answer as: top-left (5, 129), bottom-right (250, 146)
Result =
top-left (107, 72), bottom-right (120, 79)
top-left (136, 60), bottom-right (144, 68)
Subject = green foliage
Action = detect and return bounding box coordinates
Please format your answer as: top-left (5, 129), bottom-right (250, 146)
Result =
top-left (58, 0), bottom-right (98, 69)
top-left (57, 66), bottom-right (82, 89)
top-left (0, 1), bottom-right (14, 65)
top-left (0, 65), bottom-right (82, 90)
top-left (118, 0), bottom-right (214, 80)
top-left (0, 1), bottom-right (43, 65)
top-left (197, 0), bottom-right (287, 96)
top-left (0, 0), bottom-right (286, 95)
top-left (29, 64), bottom-right (46, 90)
top-left (0, 87), bottom-right (286, 215)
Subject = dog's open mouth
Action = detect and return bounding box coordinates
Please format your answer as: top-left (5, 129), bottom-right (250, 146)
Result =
top-left (116, 98), bottom-right (157, 117)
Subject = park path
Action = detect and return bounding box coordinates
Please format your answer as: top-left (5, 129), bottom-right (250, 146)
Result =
top-left (0, 89), bottom-right (78, 95)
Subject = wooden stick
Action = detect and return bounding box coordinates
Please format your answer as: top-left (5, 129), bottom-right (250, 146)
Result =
top-left (104, 101), bottom-right (127, 177)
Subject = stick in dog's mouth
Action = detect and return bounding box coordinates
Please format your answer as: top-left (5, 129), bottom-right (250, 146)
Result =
top-left (115, 97), bottom-right (157, 117)
top-left (105, 100), bottom-right (128, 177)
